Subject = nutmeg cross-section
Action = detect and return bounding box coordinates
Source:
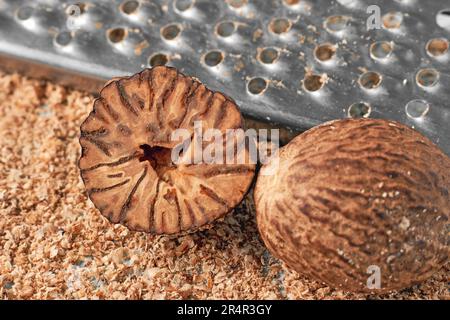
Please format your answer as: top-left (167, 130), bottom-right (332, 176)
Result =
top-left (79, 66), bottom-right (255, 234)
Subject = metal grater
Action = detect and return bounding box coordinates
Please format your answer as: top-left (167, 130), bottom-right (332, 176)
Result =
top-left (0, 0), bottom-right (449, 154)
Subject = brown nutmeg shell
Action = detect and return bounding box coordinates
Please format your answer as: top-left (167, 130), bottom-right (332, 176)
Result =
top-left (255, 118), bottom-right (450, 293)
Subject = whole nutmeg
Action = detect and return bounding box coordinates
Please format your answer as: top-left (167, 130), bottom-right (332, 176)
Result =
top-left (79, 66), bottom-right (255, 234)
top-left (255, 118), bottom-right (449, 293)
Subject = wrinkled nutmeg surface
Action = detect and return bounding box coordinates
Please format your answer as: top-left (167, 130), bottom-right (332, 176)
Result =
top-left (255, 118), bottom-right (450, 293)
top-left (79, 66), bottom-right (255, 234)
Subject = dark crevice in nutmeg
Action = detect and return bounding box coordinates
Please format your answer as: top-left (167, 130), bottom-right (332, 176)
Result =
top-left (138, 144), bottom-right (175, 178)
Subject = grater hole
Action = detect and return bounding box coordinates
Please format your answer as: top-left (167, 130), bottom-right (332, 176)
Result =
top-left (348, 102), bottom-right (371, 118)
top-left (175, 0), bottom-right (195, 12)
top-left (248, 78), bottom-right (268, 95)
top-left (108, 28), bottom-right (127, 43)
top-left (436, 9), bottom-right (450, 30)
top-left (405, 100), bottom-right (430, 119)
top-left (55, 31), bottom-right (73, 47)
top-left (370, 41), bottom-right (393, 60)
top-left (121, 1), bottom-right (139, 15)
top-left (382, 12), bottom-right (403, 29)
top-left (216, 21), bottom-right (236, 38)
top-left (204, 51), bottom-right (224, 67)
top-left (283, 0), bottom-right (300, 5)
top-left (324, 15), bottom-right (349, 33)
top-left (269, 18), bottom-right (292, 34)
top-left (359, 71), bottom-right (382, 89)
top-left (161, 24), bottom-right (181, 40)
top-left (426, 38), bottom-right (449, 57)
top-left (314, 44), bottom-right (336, 62)
top-left (227, 0), bottom-right (247, 9)
top-left (149, 53), bottom-right (168, 67)
top-left (258, 48), bottom-right (279, 64)
top-left (303, 74), bottom-right (325, 92)
top-left (416, 68), bottom-right (440, 88)
top-left (16, 6), bottom-right (33, 20)
top-left (337, 0), bottom-right (354, 5)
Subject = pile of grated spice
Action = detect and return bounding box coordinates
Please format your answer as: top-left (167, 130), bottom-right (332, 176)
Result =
top-left (0, 72), bottom-right (448, 300)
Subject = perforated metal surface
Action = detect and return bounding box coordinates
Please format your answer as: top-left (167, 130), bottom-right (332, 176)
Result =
top-left (0, 0), bottom-right (449, 154)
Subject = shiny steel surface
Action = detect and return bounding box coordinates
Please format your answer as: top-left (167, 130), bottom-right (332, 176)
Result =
top-left (0, 0), bottom-right (449, 154)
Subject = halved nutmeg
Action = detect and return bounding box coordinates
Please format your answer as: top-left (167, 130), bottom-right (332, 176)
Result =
top-left (79, 66), bottom-right (255, 234)
top-left (255, 118), bottom-right (450, 293)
